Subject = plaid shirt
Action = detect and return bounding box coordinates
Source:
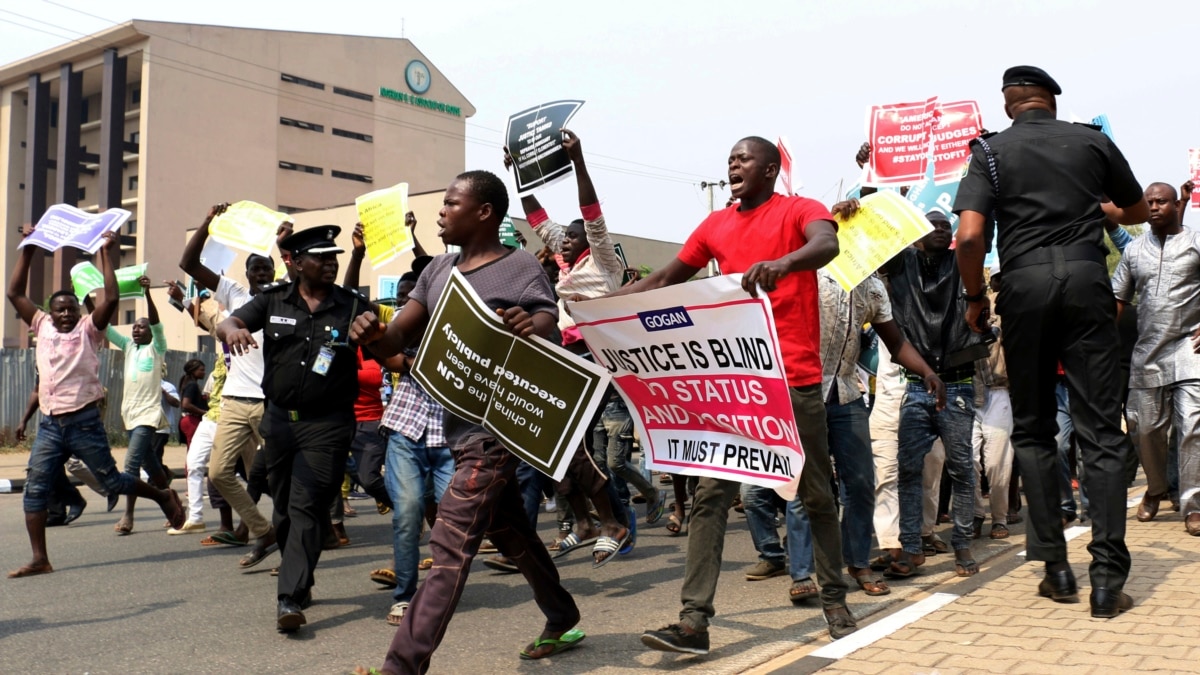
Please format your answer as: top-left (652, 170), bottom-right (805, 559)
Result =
top-left (381, 372), bottom-right (446, 447)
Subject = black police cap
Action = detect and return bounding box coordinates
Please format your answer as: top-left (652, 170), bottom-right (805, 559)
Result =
top-left (1001, 66), bottom-right (1062, 95)
top-left (280, 225), bottom-right (344, 255)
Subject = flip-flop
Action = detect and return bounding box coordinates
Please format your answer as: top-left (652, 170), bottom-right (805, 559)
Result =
top-left (7, 563), bottom-right (54, 579)
top-left (619, 506), bottom-right (637, 556)
top-left (851, 572), bottom-right (891, 596)
top-left (646, 491), bottom-right (667, 525)
top-left (199, 535), bottom-right (226, 547)
top-left (238, 542), bottom-right (279, 570)
top-left (419, 558), bottom-right (433, 571)
top-left (955, 558), bottom-right (980, 577)
top-left (369, 568), bottom-right (397, 588)
top-left (519, 627), bottom-right (586, 660)
top-left (869, 553), bottom-right (895, 572)
top-left (211, 530), bottom-right (249, 547)
top-left (789, 577), bottom-right (819, 603)
top-left (884, 560), bottom-right (921, 579)
top-left (592, 529), bottom-right (631, 569)
top-left (553, 532), bottom-right (598, 559)
top-left (665, 513), bottom-right (687, 536)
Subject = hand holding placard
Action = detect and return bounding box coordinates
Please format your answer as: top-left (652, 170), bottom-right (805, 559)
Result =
top-left (826, 191), bottom-right (933, 292)
top-left (18, 205), bottom-right (131, 253)
top-left (355, 182), bottom-right (414, 267)
top-left (208, 201), bottom-right (289, 257)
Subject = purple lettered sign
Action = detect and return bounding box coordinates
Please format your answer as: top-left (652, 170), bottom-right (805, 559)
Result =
top-left (18, 204), bottom-right (131, 253)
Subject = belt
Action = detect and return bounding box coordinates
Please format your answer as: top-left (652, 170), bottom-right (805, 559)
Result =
top-left (224, 395), bottom-right (264, 404)
top-left (268, 403), bottom-right (349, 423)
top-left (1005, 244), bottom-right (1106, 271)
top-left (47, 401), bottom-right (100, 422)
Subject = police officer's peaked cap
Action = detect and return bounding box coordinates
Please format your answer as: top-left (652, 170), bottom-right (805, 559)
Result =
top-left (281, 225), bottom-right (344, 255)
top-left (1001, 65), bottom-right (1062, 95)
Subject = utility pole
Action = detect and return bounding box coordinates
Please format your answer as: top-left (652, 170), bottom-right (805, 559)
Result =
top-left (699, 180), bottom-right (727, 277)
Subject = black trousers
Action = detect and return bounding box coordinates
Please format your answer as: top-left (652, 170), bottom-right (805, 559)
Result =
top-left (261, 405), bottom-right (354, 600)
top-left (998, 255), bottom-right (1131, 590)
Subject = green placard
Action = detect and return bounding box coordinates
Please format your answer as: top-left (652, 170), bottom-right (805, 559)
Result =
top-left (410, 268), bottom-right (609, 480)
top-left (71, 261), bottom-right (148, 299)
top-left (499, 215), bottom-right (520, 248)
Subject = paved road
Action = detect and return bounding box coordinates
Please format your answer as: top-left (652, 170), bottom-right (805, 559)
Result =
top-left (0, 486), bottom-right (1023, 674)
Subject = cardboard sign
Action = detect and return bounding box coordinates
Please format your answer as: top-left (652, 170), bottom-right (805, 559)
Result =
top-left (411, 269), bottom-right (610, 481)
top-left (19, 205), bottom-right (131, 253)
top-left (826, 190), bottom-right (934, 292)
top-left (499, 215), bottom-right (520, 248)
top-left (905, 163), bottom-right (963, 229)
top-left (209, 201), bottom-right (289, 258)
top-left (864, 98), bottom-right (980, 187)
top-left (569, 275), bottom-right (803, 496)
top-left (930, 101), bottom-right (982, 183)
top-left (356, 182), bottom-right (415, 267)
top-left (778, 136), bottom-right (796, 195)
top-left (70, 261), bottom-right (149, 299)
top-left (506, 100), bottom-right (585, 195)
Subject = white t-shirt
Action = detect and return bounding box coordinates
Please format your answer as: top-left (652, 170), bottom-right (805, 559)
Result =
top-left (159, 381), bottom-right (179, 434)
top-left (215, 276), bottom-right (265, 399)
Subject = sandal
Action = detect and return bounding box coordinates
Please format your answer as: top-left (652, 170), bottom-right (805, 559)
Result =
top-left (386, 602), bottom-right (408, 627)
top-left (646, 491), bottom-right (667, 525)
top-left (592, 529), bottom-right (631, 569)
top-left (419, 558), bottom-right (433, 571)
top-left (665, 513), bottom-right (686, 536)
top-left (789, 577), bottom-right (819, 603)
top-left (850, 569), bottom-right (891, 596)
top-left (519, 627), bottom-right (586, 660)
top-left (210, 530), bottom-right (249, 546)
top-left (989, 524), bottom-right (1010, 540)
top-left (369, 568), bottom-right (397, 588)
top-left (199, 535), bottom-right (227, 547)
top-left (869, 552), bottom-right (896, 572)
top-left (238, 542), bottom-right (279, 569)
top-left (553, 532), bottom-right (598, 559)
top-left (955, 557), bottom-right (980, 577)
top-left (884, 559), bottom-right (921, 579)
top-left (922, 535), bottom-right (949, 555)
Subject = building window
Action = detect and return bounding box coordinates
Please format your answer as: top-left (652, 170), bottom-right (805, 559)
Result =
top-left (130, 86), bottom-right (141, 105)
top-left (279, 161), bottom-right (323, 175)
top-left (333, 86), bottom-right (373, 102)
top-left (331, 170), bottom-right (373, 183)
top-left (280, 73), bottom-right (325, 90)
top-left (279, 117), bottom-right (325, 133)
top-left (124, 310), bottom-right (135, 324)
top-left (78, 186), bottom-right (86, 201)
top-left (128, 176), bottom-right (138, 191)
top-left (332, 128), bottom-right (373, 143)
top-left (126, 220), bottom-right (137, 235)
top-left (80, 98), bottom-right (89, 124)
top-left (130, 131), bottom-right (140, 144)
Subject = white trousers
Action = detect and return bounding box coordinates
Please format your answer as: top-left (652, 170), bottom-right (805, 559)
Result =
top-left (185, 419), bottom-right (219, 523)
top-left (973, 387), bottom-right (1014, 523)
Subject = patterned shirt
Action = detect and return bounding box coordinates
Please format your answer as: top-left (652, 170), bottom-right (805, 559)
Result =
top-left (381, 364), bottom-right (446, 447)
top-left (817, 270), bottom-right (892, 405)
top-left (528, 203), bottom-right (624, 338)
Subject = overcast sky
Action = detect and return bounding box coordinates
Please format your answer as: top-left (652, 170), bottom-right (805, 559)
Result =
top-left (2, 0), bottom-right (1196, 244)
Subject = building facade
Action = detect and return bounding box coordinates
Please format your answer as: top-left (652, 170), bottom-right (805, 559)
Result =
top-left (1, 20), bottom-right (474, 347)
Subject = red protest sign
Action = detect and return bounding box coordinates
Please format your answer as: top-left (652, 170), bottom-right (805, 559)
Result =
top-left (863, 97), bottom-right (938, 186)
top-left (778, 136), bottom-right (794, 195)
top-left (930, 101), bottom-right (982, 183)
top-left (1190, 149), bottom-right (1200, 209)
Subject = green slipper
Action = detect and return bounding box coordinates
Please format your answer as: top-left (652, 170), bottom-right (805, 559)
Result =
top-left (519, 627), bottom-right (586, 660)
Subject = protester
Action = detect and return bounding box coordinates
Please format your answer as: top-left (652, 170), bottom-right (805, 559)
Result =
top-left (181, 203), bottom-right (277, 565)
top-left (605, 136), bottom-right (855, 652)
top-left (106, 276), bottom-right (171, 535)
top-left (6, 230), bottom-right (184, 578)
top-left (352, 170), bottom-right (584, 671)
top-left (972, 264), bottom-right (1014, 540)
top-left (1113, 182), bottom-right (1200, 535)
top-left (955, 65), bottom-right (1148, 617)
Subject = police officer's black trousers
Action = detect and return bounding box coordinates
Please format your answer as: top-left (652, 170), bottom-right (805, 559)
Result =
top-left (997, 255), bottom-right (1131, 591)
top-left (261, 404), bottom-right (354, 601)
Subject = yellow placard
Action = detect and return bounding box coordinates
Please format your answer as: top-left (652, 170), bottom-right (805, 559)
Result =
top-left (209, 201), bottom-right (290, 258)
top-left (826, 190), bottom-right (933, 292)
top-left (355, 182), bottom-right (414, 268)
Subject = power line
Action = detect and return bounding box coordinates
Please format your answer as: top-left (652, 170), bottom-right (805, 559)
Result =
top-left (32, 1), bottom-right (713, 182)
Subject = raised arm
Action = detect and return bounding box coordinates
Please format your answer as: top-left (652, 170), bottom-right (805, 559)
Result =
top-left (91, 231), bottom-right (121, 331)
top-left (563, 130), bottom-right (598, 207)
top-left (503, 147), bottom-right (561, 249)
top-left (344, 222), bottom-right (366, 290)
top-left (564, 131), bottom-right (623, 278)
top-left (405, 212), bottom-right (428, 258)
top-left (5, 242), bottom-right (40, 325)
top-left (140, 276), bottom-right (160, 326)
top-left (1181, 180), bottom-right (1194, 226)
top-left (179, 203), bottom-right (228, 292)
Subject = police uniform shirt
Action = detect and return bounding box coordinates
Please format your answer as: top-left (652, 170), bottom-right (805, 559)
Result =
top-left (230, 280), bottom-right (369, 414)
top-left (953, 109), bottom-right (1143, 267)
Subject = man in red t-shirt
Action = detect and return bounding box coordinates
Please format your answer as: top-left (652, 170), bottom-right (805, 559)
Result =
top-left (608, 137), bottom-right (855, 652)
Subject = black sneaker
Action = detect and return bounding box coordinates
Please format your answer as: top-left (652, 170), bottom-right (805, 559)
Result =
top-left (641, 624), bottom-right (710, 654)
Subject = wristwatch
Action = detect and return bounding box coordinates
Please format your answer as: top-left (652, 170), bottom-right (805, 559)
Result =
top-left (962, 289), bottom-right (986, 303)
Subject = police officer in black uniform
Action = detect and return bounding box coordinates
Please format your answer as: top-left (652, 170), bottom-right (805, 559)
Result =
top-left (954, 66), bottom-right (1149, 619)
top-left (217, 225), bottom-right (370, 632)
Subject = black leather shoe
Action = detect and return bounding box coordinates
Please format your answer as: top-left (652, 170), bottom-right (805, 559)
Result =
top-left (64, 499), bottom-right (87, 526)
top-left (1090, 588), bottom-right (1133, 618)
top-left (1038, 568), bottom-right (1079, 602)
top-left (296, 588), bottom-right (313, 610)
top-left (277, 597), bottom-right (307, 632)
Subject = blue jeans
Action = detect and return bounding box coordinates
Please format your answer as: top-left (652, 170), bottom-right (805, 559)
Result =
top-left (898, 382), bottom-right (976, 553)
top-left (384, 429), bottom-right (454, 604)
top-left (827, 397), bottom-right (875, 569)
top-left (25, 405), bottom-right (131, 513)
top-left (516, 460), bottom-right (544, 533)
top-left (125, 425), bottom-right (166, 484)
top-left (740, 483), bottom-right (814, 580)
top-left (1055, 382), bottom-right (1088, 516)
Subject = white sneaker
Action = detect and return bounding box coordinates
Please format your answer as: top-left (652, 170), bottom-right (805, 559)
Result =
top-left (167, 520), bottom-right (206, 535)
top-left (545, 498), bottom-right (557, 513)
